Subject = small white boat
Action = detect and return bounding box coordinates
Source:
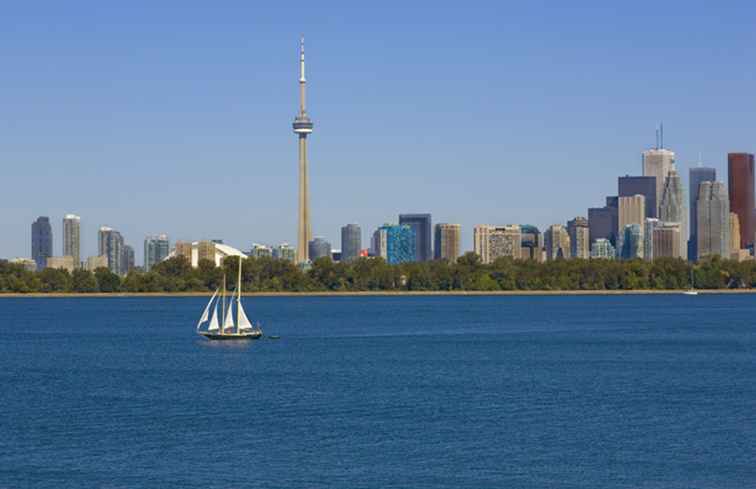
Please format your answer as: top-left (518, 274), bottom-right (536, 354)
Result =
top-left (683, 269), bottom-right (698, 296)
top-left (196, 256), bottom-right (263, 340)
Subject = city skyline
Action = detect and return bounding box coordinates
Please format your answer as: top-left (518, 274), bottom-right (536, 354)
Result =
top-left (3, 4), bottom-right (756, 262)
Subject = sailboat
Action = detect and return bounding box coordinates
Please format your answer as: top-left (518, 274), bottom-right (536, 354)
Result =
top-left (196, 256), bottom-right (263, 340)
top-left (683, 268), bottom-right (699, 296)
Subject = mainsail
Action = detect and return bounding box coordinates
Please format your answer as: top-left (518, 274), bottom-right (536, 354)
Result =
top-left (196, 288), bottom-right (219, 330)
top-left (208, 305), bottom-right (220, 331)
top-left (223, 302), bottom-right (235, 330)
top-left (238, 302), bottom-right (253, 330)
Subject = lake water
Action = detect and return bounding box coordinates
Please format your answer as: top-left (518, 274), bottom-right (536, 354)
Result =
top-left (1, 295), bottom-right (755, 488)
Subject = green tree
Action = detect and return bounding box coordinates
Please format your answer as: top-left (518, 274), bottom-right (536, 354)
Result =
top-left (71, 269), bottom-right (97, 292)
top-left (94, 268), bottom-right (121, 292)
top-left (39, 268), bottom-right (72, 292)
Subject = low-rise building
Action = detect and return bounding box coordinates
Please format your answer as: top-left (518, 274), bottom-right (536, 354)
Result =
top-left (46, 256), bottom-right (76, 272)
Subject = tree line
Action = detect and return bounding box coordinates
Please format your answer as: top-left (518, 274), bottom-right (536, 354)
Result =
top-left (1, 253), bottom-right (755, 293)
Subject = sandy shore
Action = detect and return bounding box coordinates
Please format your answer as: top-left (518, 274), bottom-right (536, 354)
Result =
top-left (1, 289), bottom-right (755, 298)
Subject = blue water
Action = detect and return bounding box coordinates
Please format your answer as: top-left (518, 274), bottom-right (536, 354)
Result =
top-left (1, 295), bottom-right (755, 488)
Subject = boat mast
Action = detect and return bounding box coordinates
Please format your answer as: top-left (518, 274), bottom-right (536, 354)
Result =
top-left (221, 273), bottom-right (227, 335)
top-left (236, 255), bottom-right (242, 334)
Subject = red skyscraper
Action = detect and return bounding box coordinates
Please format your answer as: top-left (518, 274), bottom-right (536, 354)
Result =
top-left (728, 153), bottom-right (755, 249)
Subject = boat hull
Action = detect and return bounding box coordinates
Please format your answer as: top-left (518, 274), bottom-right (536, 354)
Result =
top-left (199, 331), bottom-right (263, 341)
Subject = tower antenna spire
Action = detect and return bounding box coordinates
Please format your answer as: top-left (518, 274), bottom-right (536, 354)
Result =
top-left (660, 122), bottom-right (664, 149)
top-left (293, 36), bottom-right (314, 264)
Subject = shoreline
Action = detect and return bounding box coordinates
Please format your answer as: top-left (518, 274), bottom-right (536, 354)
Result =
top-left (1, 289), bottom-right (755, 298)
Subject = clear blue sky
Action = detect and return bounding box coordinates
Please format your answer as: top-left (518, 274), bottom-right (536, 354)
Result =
top-left (3, 2), bottom-right (756, 263)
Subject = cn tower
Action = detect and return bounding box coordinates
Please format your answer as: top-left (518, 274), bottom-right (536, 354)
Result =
top-left (292, 37), bottom-right (314, 264)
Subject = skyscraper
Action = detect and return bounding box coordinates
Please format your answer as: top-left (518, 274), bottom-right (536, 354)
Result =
top-left (727, 153), bottom-right (755, 249)
top-left (122, 245), bottom-right (135, 275)
top-left (653, 223), bottom-right (682, 259)
top-left (642, 144), bottom-right (675, 216)
top-left (340, 224), bottom-right (362, 262)
top-left (618, 176), bottom-right (657, 218)
top-left (308, 237), bottom-right (332, 261)
top-left (519, 225), bottom-right (543, 261)
top-left (729, 212), bottom-right (741, 257)
top-left (566, 217), bottom-right (589, 259)
top-left (620, 224), bottom-right (643, 260)
top-left (293, 37), bottom-right (314, 264)
top-left (643, 218), bottom-right (659, 260)
top-left (399, 213), bottom-right (432, 262)
top-left (372, 224), bottom-right (416, 264)
top-left (31, 216), bottom-right (53, 271)
top-left (618, 194), bottom-right (645, 257)
top-left (98, 227), bottom-right (124, 275)
top-left (588, 196), bottom-right (618, 246)
top-left (659, 166), bottom-right (687, 259)
top-left (144, 234), bottom-right (170, 271)
top-left (63, 214), bottom-right (81, 267)
top-left (697, 181), bottom-right (730, 259)
top-left (433, 223), bottom-right (461, 261)
top-left (689, 166), bottom-right (716, 260)
top-left (544, 224), bottom-right (571, 260)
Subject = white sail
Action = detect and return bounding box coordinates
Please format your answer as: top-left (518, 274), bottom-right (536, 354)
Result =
top-left (196, 288), bottom-right (219, 330)
top-left (238, 302), bottom-right (253, 330)
top-left (208, 305), bottom-right (220, 331)
top-left (223, 302), bottom-right (235, 330)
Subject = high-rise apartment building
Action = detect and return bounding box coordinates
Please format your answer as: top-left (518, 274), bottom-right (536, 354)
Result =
top-left (566, 217), bottom-right (589, 259)
top-left (689, 166), bottom-right (716, 260)
top-left (659, 166), bottom-right (687, 259)
top-left (399, 213), bottom-right (432, 262)
top-left (433, 223), bottom-right (461, 261)
top-left (644, 218), bottom-right (659, 260)
top-left (473, 225), bottom-right (521, 264)
top-left (63, 214), bottom-right (81, 268)
top-left (728, 153), bottom-right (755, 249)
top-left (489, 225), bottom-right (522, 262)
top-left (98, 227), bottom-right (124, 275)
top-left (590, 239), bottom-right (615, 259)
top-left (340, 224), bottom-right (362, 262)
top-left (308, 237), bottom-right (332, 260)
top-left (144, 234), bottom-right (170, 271)
top-left (31, 216), bottom-right (53, 271)
top-left (619, 176), bottom-right (657, 218)
top-left (122, 245), bottom-right (135, 275)
top-left (653, 223), bottom-right (683, 259)
top-left (642, 147), bottom-right (675, 216)
top-left (544, 225), bottom-right (571, 260)
top-left (729, 213), bottom-right (741, 257)
top-left (697, 181), bottom-right (730, 259)
top-left (372, 224), bottom-right (416, 264)
top-left (250, 243), bottom-right (273, 258)
top-left (274, 243), bottom-right (296, 262)
top-left (620, 224), bottom-right (643, 260)
top-left (618, 194), bottom-right (645, 257)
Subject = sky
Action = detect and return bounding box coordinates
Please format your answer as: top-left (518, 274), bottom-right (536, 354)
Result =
top-left (3, 1), bottom-right (756, 263)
